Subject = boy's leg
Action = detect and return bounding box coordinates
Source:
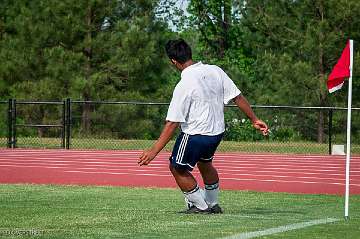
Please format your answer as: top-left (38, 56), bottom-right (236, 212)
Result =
top-left (169, 164), bottom-right (197, 191)
top-left (197, 161), bottom-right (221, 211)
top-left (197, 161), bottom-right (219, 185)
top-left (169, 164), bottom-right (208, 210)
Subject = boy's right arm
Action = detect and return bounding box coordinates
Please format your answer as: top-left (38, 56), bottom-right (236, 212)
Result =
top-left (233, 95), bottom-right (269, 136)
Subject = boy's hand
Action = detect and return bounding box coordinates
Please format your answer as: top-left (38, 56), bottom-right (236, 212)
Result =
top-left (138, 149), bottom-right (157, 166)
top-left (252, 119), bottom-right (269, 136)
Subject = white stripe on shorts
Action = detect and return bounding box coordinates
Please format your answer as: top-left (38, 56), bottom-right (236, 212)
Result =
top-left (176, 161), bottom-right (194, 169)
top-left (175, 134), bottom-right (186, 163)
top-left (200, 156), bottom-right (214, 161)
top-left (176, 134), bottom-right (189, 164)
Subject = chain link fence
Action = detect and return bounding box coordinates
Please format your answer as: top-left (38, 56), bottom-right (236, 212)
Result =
top-left (69, 101), bottom-right (169, 150)
top-left (13, 101), bottom-right (65, 149)
top-left (224, 105), bottom-right (360, 154)
top-left (1, 99), bottom-right (359, 155)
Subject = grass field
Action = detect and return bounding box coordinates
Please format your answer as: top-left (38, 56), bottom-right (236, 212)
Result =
top-left (4, 137), bottom-right (360, 154)
top-left (0, 184), bottom-right (359, 239)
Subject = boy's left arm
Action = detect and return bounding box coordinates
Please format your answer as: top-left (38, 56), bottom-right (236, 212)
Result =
top-left (138, 121), bottom-right (179, 166)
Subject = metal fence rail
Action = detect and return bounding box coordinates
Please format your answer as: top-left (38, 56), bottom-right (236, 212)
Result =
top-left (1, 99), bottom-right (359, 155)
top-left (5, 99), bottom-right (66, 149)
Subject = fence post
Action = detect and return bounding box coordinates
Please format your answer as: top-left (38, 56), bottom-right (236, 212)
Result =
top-left (61, 100), bottom-right (66, 149)
top-left (13, 99), bottom-right (17, 148)
top-left (66, 98), bottom-right (71, 149)
top-left (328, 109), bottom-right (333, 155)
top-left (7, 99), bottom-right (13, 148)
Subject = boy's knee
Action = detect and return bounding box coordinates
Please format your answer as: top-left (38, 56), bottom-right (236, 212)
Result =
top-left (197, 161), bottom-right (213, 171)
top-left (169, 164), bottom-right (187, 175)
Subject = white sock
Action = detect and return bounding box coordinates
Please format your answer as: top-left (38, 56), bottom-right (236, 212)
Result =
top-left (183, 185), bottom-right (208, 210)
top-left (204, 182), bottom-right (219, 207)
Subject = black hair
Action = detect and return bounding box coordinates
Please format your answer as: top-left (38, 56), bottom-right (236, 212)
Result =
top-left (165, 39), bottom-right (192, 64)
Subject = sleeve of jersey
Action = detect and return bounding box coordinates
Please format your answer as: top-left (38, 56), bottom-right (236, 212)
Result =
top-left (222, 70), bottom-right (241, 104)
top-left (166, 84), bottom-right (191, 123)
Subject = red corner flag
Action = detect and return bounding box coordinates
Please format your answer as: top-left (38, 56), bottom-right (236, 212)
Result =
top-left (327, 41), bottom-right (351, 93)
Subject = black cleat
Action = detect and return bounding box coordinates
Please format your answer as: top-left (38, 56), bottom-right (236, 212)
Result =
top-left (210, 204), bottom-right (223, 214)
top-left (179, 206), bottom-right (212, 214)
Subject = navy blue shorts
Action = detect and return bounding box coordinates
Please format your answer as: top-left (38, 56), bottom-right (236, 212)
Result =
top-left (169, 132), bottom-right (223, 171)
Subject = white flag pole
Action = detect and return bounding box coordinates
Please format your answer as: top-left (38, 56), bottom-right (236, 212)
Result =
top-left (345, 39), bottom-right (354, 219)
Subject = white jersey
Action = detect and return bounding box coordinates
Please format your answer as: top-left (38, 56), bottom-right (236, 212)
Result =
top-left (166, 62), bottom-right (241, 135)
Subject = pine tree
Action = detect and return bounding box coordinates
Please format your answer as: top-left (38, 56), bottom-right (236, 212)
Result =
top-left (240, 0), bottom-right (360, 142)
top-left (0, 0), bottom-right (171, 134)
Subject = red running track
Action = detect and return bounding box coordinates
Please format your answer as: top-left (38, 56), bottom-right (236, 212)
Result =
top-left (0, 149), bottom-right (360, 195)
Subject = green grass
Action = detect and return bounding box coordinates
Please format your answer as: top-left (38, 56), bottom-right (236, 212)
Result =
top-left (7, 137), bottom-right (360, 154)
top-left (0, 184), bottom-right (359, 239)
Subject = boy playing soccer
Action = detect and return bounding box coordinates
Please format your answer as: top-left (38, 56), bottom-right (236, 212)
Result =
top-left (138, 39), bottom-right (268, 214)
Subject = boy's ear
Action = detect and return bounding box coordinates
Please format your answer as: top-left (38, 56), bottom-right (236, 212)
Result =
top-left (171, 59), bottom-right (176, 65)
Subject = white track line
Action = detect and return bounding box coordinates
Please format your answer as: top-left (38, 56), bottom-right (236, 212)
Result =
top-left (0, 155), bottom-right (360, 166)
top-left (2, 159), bottom-right (357, 171)
top-left (3, 157), bottom-right (357, 167)
top-left (63, 170), bottom-right (171, 177)
top-left (1, 154), bottom-right (359, 163)
top-left (1, 150), bottom-right (358, 158)
top-left (0, 149), bottom-right (347, 157)
top-left (1, 161), bottom-right (359, 175)
top-left (1, 162), bottom-right (360, 178)
top-left (3, 163), bottom-right (360, 183)
top-left (0, 159), bottom-right (354, 171)
top-left (2, 150), bottom-right (358, 161)
top-left (220, 177), bottom-right (360, 186)
top-left (221, 218), bottom-right (339, 239)
top-left (0, 151), bottom-right (353, 157)
top-left (2, 163), bottom-right (356, 182)
top-left (2, 156), bottom-right (359, 173)
top-left (3, 164), bottom-right (360, 182)
top-left (57, 169), bottom-right (360, 187)
top-left (220, 167), bottom-right (360, 174)
top-left (2, 157), bottom-right (359, 167)
top-left (218, 173), bottom-right (359, 182)
top-left (0, 164), bottom-right (168, 173)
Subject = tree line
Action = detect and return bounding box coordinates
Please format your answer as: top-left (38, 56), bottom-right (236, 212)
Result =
top-left (0, 0), bottom-right (359, 143)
